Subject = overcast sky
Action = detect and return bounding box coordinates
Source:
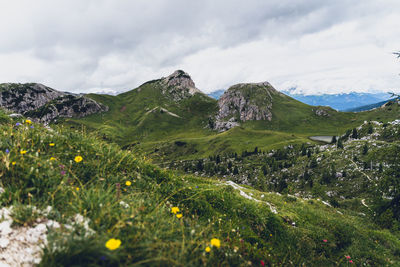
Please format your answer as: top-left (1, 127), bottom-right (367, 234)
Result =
top-left (1, 0), bottom-right (400, 95)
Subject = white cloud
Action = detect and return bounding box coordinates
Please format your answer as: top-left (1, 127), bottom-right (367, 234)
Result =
top-left (0, 0), bottom-right (399, 94)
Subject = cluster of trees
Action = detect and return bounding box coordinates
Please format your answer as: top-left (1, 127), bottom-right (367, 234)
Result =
top-left (169, 115), bottom-right (400, 229)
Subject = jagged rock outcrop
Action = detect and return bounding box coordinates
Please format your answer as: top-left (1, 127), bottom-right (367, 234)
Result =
top-left (213, 117), bottom-right (240, 132)
top-left (213, 82), bottom-right (278, 131)
top-left (160, 70), bottom-right (204, 101)
top-left (0, 83), bottom-right (108, 124)
top-left (314, 108), bottom-right (330, 117)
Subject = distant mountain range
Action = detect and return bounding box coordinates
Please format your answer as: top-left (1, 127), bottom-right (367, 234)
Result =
top-left (277, 91), bottom-right (392, 111)
top-left (2, 71), bottom-right (399, 161)
top-left (207, 89), bottom-right (225, 100)
top-left (208, 89), bottom-right (392, 112)
top-left (344, 98), bottom-right (398, 112)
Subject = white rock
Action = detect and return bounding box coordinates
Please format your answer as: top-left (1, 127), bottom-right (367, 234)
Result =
top-left (0, 238), bottom-right (10, 248)
top-left (0, 221), bottom-right (13, 236)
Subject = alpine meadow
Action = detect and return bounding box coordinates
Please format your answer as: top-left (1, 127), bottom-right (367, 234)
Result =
top-left (1, 1), bottom-right (400, 266)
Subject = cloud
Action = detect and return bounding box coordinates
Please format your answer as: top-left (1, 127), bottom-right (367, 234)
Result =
top-left (0, 0), bottom-right (399, 94)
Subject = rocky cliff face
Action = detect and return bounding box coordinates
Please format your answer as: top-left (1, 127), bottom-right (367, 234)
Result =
top-left (213, 82), bottom-right (277, 131)
top-left (160, 70), bottom-right (204, 101)
top-left (0, 83), bottom-right (108, 124)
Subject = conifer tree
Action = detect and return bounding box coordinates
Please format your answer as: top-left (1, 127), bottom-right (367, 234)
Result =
top-left (352, 128), bottom-right (358, 139)
top-left (362, 143), bottom-right (369, 155)
top-left (337, 138), bottom-right (344, 148)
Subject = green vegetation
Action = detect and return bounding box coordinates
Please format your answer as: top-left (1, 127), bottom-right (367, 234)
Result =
top-left (63, 80), bottom-right (400, 162)
top-left (168, 120), bottom-right (400, 230)
top-left (1, 109), bottom-right (400, 265)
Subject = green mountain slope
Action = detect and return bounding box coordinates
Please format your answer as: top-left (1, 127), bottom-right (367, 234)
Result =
top-left (62, 72), bottom-right (400, 161)
top-left (1, 109), bottom-right (400, 266)
top-left (66, 71), bottom-right (218, 146)
top-left (167, 120), bottom-right (400, 222)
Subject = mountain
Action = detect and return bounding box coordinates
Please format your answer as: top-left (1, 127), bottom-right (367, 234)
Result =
top-left (2, 71), bottom-right (400, 162)
top-left (1, 75), bottom-right (400, 265)
top-left (65, 70), bottom-right (218, 146)
top-left (213, 82), bottom-right (297, 131)
top-left (344, 98), bottom-right (398, 112)
top-left (207, 89), bottom-right (225, 99)
top-left (76, 74), bottom-right (399, 161)
top-left (283, 91), bottom-right (390, 111)
top-left (211, 81), bottom-right (357, 133)
top-left (0, 83), bottom-right (108, 124)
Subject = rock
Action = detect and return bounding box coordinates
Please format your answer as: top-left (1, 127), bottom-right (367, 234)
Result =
top-left (0, 206), bottom-right (95, 267)
top-left (213, 120), bottom-right (240, 132)
top-left (160, 70), bottom-right (205, 101)
top-left (314, 108), bottom-right (330, 117)
top-left (213, 82), bottom-right (277, 131)
top-left (0, 83), bottom-right (108, 124)
top-left (8, 113), bottom-right (23, 118)
top-left (25, 95), bottom-right (108, 124)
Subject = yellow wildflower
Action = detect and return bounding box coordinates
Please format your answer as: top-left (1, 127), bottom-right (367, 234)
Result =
top-left (205, 246), bottom-right (211, 253)
top-left (125, 181), bottom-right (132, 186)
top-left (105, 238), bottom-right (121, 250)
top-left (12, 161), bottom-right (16, 165)
top-left (49, 143), bottom-right (55, 147)
top-left (25, 119), bottom-right (32, 124)
top-left (176, 213), bottom-right (183, 219)
top-left (50, 157), bottom-right (56, 161)
top-left (171, 207), bottom-right (180, 214)
top-left (210, 238), bottom-right (221, 248)
top-left (76, 187), bottom-right (80, 191)
top-left (20, 150), bottom-right (27, 155)
top-left (74, 156), bottom-right (83, 163)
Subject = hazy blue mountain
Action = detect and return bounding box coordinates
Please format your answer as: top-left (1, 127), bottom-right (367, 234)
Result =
top-left (344, 98), bottom-right (399, 112)
top-left (282, 90), bottom-right (390, 111)
top-left (207, 89), bottom-right (225, 99)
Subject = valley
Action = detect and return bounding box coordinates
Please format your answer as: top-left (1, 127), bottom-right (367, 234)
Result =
top-left (1, 70), bottom-right (400, 266)
top-left (60, 70), bottom-right (400, 162)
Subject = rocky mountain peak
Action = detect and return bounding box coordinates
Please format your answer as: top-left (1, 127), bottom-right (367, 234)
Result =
top-left (160, 70), bottom-right (204, 101)
top-left (0, 83), bottom-right (108, 124)
top-left (165, 70), bottom-right (195, 87)
top-left (213, 82), bottom-right (278, 131)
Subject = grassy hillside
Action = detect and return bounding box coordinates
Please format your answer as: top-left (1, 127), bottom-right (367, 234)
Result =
top-left (62, 80), bottom-right (400, 162)
top-left (167, 120), bottom-right (400, 219)
top-left (1, 109), bottom-right (400, 266)
top-left (66, 80), bottom-right (217, 145)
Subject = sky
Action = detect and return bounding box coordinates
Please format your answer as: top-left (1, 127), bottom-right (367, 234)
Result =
top-left (0, 0), bottom-right (400, 95)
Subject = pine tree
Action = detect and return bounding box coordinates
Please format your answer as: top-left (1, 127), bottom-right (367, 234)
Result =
top-left (262, 165), bottom-right (268, 175)
top-left (378, 163), bottom-right (383, 173)
top-left (196, 159), bottom-right (204, 171)
top-left (368, 124), bottom-right (374, 134)
top-left (301, 144), bottom-right (307, 156)
top-left (254, 147), bottom-right (258, 154)
top-left (310, 158), bottom-right (318, 168)
top-left (337, 138), bottom-right (344, 148)
top-left (352, 128), bottom-right (358, 139)
top-left (362, 143), bottom-right (369, 155)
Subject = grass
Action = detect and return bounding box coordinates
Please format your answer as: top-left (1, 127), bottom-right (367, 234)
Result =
top-left (60, 81), bottom-right (400, 163)
top-left (1, 109), bottom-right (400, 265)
